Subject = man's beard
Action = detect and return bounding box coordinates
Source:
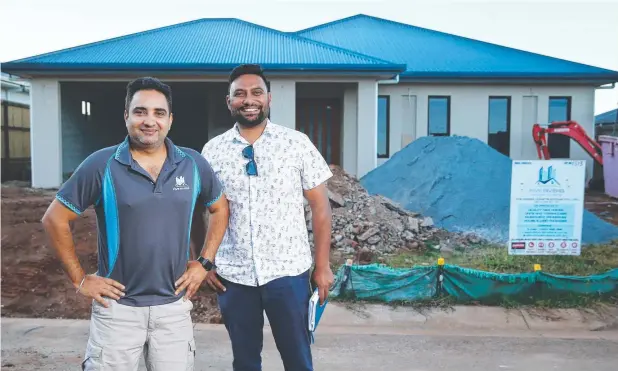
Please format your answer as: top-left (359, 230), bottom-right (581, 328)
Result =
top-left (128, 126), bottom-right (163, 149)
top-left (232, 107), bottom-right (268, 128)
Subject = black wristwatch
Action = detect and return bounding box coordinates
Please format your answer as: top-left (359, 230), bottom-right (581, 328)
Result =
top-left (197, 256), bottom-right (216, 271)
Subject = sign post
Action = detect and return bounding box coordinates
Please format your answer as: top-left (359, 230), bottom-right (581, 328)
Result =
top-left (509, 160), bottom-right (586, 256)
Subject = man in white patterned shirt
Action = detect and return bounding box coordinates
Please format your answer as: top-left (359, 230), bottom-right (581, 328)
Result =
top-left (201, 64), bottom-right (334, 371)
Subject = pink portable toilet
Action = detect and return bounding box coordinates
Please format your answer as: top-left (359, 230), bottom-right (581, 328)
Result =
top-left (599, 135), bottom-right (618, 198)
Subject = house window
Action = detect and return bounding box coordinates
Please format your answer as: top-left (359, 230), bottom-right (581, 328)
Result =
top-left (488, 97), bottom-right (511, 156)
top-left (548, 97), bottom-right (571, 158)
top-left (377, 95), bottom-right (390, 158)
top-left (428, 96), bottom-right (450, 136)
top-left (81, 101), bottom-right (91, 116)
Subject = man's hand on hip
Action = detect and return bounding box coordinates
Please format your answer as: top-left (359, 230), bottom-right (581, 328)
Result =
top-left (78, 274), bottom-right (125, 307)
top-left (175, 261), bottom-right (208, 300)
top-left (312, 265), bottom-right (334, 305)
top-left (204, 269), bottom-right (226, 293)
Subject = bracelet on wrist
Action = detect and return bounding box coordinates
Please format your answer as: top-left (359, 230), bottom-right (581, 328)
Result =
top-left (75, 275), bottom-right (86, 293)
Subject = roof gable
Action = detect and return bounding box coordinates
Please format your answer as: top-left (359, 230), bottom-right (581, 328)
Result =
top-left (3, 18), bottom-right (403, 74)
top-left (296, 14), bottom-right (618, 81)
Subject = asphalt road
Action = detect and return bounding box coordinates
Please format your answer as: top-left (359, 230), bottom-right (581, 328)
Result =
top-left (2, 318), bottom-right (617, 371)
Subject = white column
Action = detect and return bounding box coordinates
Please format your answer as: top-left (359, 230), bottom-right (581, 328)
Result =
top-left (356, 80), bottom-right (378, 178)
top-left (206, 89), bottom-right (215, 141)
top-left (388, 93), bottom-right (402, 157)
top-left (269, 80), bottom-right (296, 129)
top-left (416, 93), bottom-right (429, 138)
top-left (400, 94), bottom-right (417, 149)
top-left (520, 96), bottom-right (539, 160)
top-left (509, 95), bottom-right (523, 160)
top-left (30, 79), bottom-right (62, 188)
top-left (342, 86), bottom-right (358, 176)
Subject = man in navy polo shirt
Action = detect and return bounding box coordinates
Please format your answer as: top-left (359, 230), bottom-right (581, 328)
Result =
top-left (41, 77), bottom-right (229, 371)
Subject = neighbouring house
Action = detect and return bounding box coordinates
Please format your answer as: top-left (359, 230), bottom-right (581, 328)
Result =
top-left (1, 72), bottom-right (31, 182)
top-left (596, 108), bottom-right (617, 130)
top-left (2, 14), bottom-right (617, 188)
top-left (591, 107), bottom-right (617, 190)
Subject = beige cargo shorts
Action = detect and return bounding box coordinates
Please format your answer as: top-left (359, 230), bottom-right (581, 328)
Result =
top-left (81, 297), bottom-right (195, 371)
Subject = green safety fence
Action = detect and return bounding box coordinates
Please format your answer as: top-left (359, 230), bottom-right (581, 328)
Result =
top-left (330, 263), bottom-right (438, 302)
top-left (330, 262), bottom-right (618, 304)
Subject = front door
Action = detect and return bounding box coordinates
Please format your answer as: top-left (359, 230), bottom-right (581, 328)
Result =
top-left (295, 98), bottom-right (342, 165)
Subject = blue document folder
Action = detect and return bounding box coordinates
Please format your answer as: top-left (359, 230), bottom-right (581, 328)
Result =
top-left (308, 288), bottom-right (327, 344)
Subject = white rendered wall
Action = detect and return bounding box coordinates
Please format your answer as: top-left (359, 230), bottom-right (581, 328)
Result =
top-left (30, 79), bottom-right (62, 188)
top-left (356, 80), bottom-right (379, 178)
top-left (269, 79), bottom-right (296, 130)
top-left (377, 83), bottom-right (597, 180)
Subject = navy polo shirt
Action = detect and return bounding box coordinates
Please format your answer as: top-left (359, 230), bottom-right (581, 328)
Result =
top-left (56, 136), bottom-right (223, 307)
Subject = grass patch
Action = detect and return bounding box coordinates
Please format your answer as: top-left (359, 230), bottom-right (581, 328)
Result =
top-left (328, 241), bottom-right (618, 309)
top-left (385, 240), bottom-right (618, 276)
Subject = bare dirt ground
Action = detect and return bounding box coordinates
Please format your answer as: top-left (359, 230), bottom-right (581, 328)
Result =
top-left (1, 183), bottom-right (617, 323)
top-left (585, 190), bottom-right (618, 226)
top-left (0, 185), bottom-right (222, 323)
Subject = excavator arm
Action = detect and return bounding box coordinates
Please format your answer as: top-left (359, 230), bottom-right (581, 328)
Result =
top-left (532, 121), bottom-right (603, 166)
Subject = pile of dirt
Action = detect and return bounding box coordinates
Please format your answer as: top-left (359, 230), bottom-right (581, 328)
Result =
top-left (306, 165), bottom-right (484, 264)
top-left (0, 185), bottom-right (222, 323)
top-left (360, 136), bottom-right (618, 244)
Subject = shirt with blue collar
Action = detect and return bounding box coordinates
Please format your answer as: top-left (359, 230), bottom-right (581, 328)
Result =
top-left (56, 136), bottom-right (223, 307)
top-left (201, 120), bottom-right (332, 287)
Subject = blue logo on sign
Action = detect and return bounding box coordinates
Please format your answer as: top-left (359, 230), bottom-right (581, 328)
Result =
top-left (537, 166), bottom-right (560, 186)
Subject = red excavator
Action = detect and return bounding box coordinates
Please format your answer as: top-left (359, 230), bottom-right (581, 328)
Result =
top-left (532, 120), bottom-right (604, 166)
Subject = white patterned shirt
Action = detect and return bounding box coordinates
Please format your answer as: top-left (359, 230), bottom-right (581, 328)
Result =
top-left (201, 120), bottom-right (332, 286)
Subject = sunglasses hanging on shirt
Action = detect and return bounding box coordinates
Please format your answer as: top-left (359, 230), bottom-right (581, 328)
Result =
top-left (242, 145), bottom-right (258, 176)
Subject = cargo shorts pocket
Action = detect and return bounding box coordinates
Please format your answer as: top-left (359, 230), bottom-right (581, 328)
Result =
top-left (186, 339), bottom-right (196, 370)
top-left (81, 342), bottom-right (103, 371)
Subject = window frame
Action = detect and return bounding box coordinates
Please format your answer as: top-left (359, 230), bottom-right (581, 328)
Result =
top-left (548, 96), bottom-right (572, 122)
top-left (427, 95), bottom-right (451, 136)
top-left (547, 96), bottom-right (572, 158)
top-left (487, 96), bottom-right (512, 156)
top-left (377, 95), bottom-right (390, 158)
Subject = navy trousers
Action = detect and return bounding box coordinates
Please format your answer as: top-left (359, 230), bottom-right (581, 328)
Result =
top-left (217, 270), bottom-right (313, 371)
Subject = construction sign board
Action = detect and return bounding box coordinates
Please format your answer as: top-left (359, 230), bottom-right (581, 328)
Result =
top-left (508, 160), bottom-right (585, 256)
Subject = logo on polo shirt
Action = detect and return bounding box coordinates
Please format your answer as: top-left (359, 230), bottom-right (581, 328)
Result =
top-left (173, 176), bottom-right (190, 191)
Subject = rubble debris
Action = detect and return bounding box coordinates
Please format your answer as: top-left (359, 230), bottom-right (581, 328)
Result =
top-left (406, 217), bottom-right (420, 233)
top-left (306, 165), bottom-right (486, 262)
top-left (358, 227), bottom-right (380, 242)
top-left (421, 217), bottom-right (434, 228)
top-left (327, 190), bottom-right (346, 207)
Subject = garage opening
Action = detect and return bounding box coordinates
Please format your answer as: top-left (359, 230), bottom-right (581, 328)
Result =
top-left (60, 81), bottom-right (232, 180)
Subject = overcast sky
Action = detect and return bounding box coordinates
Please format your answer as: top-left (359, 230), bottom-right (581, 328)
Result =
top-left (2, 0), bottom-right (617, 115)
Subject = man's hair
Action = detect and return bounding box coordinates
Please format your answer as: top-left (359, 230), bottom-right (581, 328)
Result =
top-left (228, 64), bottom-right (270, 92)
top-left (125, 77), bottom-right (173, 113)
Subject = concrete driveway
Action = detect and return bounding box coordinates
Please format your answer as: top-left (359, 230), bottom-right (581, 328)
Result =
top-left (3, 303), bottom-right (618, 370)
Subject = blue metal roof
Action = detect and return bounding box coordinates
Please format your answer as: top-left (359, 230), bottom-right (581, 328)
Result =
top-left (595, 109), bottom-right (617, 125)
top-left (2, 18), bottom-right (404, 74)
top-left (4, 14), bottom-right (618, 82)
top-left (295, 14), bottom-right (618, 81)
